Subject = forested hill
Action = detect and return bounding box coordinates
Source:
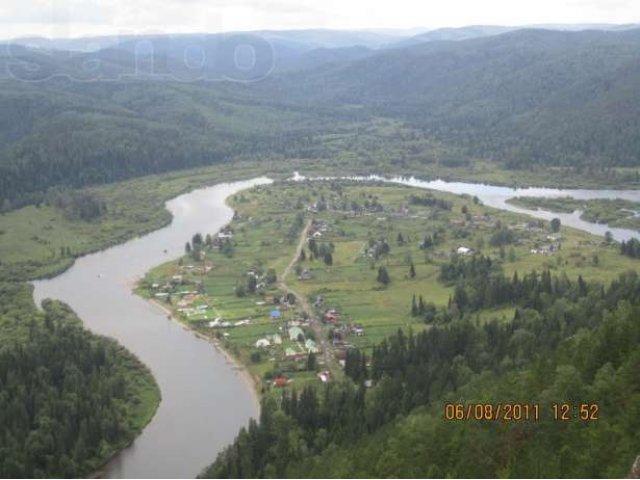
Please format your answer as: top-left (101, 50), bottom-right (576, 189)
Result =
top-left (203, 263), bottom-right (640, 478)
top-left (263, 28), bottom-right (640, 168)
top-left (0, 67), bottom-right (334, 210)
top-left (3, 28), bottom-right (640, 210)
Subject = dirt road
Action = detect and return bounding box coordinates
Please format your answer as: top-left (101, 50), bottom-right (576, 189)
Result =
top-left (279, 220), bottom-right (343, 379)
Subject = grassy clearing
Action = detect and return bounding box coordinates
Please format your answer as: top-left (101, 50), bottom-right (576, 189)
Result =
top-left (3, 151), bottom-right (638, 283)
top-left (0, 157), bottom-right (408, 282)
top-left (139, 180), bottom-right (639, 395)
top-left (0, 162), bottom-right (264, 280)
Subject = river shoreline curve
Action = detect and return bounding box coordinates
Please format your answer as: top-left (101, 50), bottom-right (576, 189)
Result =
top-left (32, 178), bottom-right (272, 479)
top-left (30, 172), bottom-right (640, 478)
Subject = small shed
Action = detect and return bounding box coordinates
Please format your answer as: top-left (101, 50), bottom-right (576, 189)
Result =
top-left (255, 338), bottom-right (270, 348)
top-left (270, 309), bottom-right (282, 320)
top-left (318, 371), bottom-right (331, 383)
top-left (298, 269), bottom-right (314, 281)
top-left (325, 312), bottom-right (337, 323)
top-left (273, 376), bottom-right (289, 387)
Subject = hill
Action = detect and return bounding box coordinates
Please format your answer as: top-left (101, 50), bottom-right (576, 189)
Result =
top-left (264, 28), bottom-right (640, 168)
top-left (3, 28), bottom-right (640, 210)
top-left (0, 43), bottom-right (343, 209)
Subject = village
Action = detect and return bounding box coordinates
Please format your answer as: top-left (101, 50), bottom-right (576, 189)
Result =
top-left (138, 180), bottom-right (622, 395)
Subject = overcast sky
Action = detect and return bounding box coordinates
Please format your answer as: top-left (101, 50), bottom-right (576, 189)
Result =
top-left (2, 0), bottom-right (639, 39)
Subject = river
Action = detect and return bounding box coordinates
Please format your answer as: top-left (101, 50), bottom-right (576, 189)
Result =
top-left (31, 173), bottom-right (640, 479)
top-left (293, 172), bottom-right (640, 242)
top-left (396, 177), bottom-right (640, 242)
top-left (32, 178), bottom-right (271, 479)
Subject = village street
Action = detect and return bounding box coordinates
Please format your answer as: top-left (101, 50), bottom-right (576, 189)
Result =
top-left (279, 219), bottom-right (344, 380)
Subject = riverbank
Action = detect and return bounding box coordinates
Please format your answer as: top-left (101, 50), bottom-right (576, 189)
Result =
top-left (32, 178), bottom-right (266, 478)
top-left (9, 167), bottom-right (640, 477)
top-left (0, 280), bottom-right (162, 479)
top-left (5, 158), bottom-right (640, 283)
top-left (138, 178), bottom-right (640, 406)
top-left (0, 162), bottom-right (282, 283)
top-left (507, 196), bottom-right (640, 232)
top-left (88, 360), bottom-right (161, 479)
top-left (148, 297), bottom-right (262, 411)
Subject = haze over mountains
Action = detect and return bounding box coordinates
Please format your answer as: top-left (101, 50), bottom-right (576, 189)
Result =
top-left (1, 23), bottom-right (640, 210)
top-left (8, 23), bottom-right (639, 52)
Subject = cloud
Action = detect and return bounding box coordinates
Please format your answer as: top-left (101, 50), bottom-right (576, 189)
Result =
top-left (2, 0), bottom-right (639, 39)
top-left (1, 0), bottom-right (114, 24)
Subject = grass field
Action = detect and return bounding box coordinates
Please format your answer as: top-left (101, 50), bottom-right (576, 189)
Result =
top-left (3, 151), bottom-right (638, 284)
top-left (138, 180), bottom-right (640, 394)
top-left (0, 158), bottom-right (399, 282)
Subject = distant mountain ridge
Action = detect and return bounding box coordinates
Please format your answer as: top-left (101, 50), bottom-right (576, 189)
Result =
top-left (10, 23), bottom-right (637, 52)
top-left (2, 26), bottom-right (640, 210)
top-left (262, 27), bottom-right (640, 167)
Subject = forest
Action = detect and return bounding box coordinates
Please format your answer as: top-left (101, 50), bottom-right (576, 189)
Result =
top-left (260, 29), bottom-right (640, 170)
top-left (203, 256), bottom-right (640, 478)
top-left (3, 28), bottom-right (640, 210)
top-left (0, 283), bottom-right (159, 478)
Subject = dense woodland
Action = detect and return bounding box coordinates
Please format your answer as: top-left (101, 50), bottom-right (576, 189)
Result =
top-left (3, 28), bottom-right (640, 210)
top-left (265, 29), bottom-right (640, 170)
top-left (203, 256), bottom-right (640, 478)
top-left (0, 284), bottom-right (158, 478)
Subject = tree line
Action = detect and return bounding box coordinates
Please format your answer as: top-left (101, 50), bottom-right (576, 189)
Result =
top-left (202, 262), bottom-right (640, 478)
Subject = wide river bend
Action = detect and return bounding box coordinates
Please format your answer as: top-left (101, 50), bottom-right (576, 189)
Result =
top-left (32, 173), bottom-right (640, 478)
top-left (33, 178), bottom-right (271, 478)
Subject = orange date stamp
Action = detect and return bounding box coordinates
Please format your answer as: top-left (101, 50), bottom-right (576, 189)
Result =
top-left (444, 403), bottom-right (599, 422)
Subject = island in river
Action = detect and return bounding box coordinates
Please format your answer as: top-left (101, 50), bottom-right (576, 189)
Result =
top-left (507, 196), bottom-right (640, 232)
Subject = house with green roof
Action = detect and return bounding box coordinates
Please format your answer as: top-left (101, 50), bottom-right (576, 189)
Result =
top-left (288, 326), bottom-right (304, 342)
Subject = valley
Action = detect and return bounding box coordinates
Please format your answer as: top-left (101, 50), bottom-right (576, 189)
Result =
top-left (138, 178), bottom-right (639, 397)
top-left (3, 17), bottom-right (640, 480)
top-left (3, 165), bottom-right (640, 477)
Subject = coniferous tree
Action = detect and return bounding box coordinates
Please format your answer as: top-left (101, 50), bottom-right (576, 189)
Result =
top-left (377, 266), bottom-right (390, 286)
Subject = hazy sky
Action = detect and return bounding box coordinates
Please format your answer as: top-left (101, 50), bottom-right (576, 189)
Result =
top-left (2, 0), bottom-right (639, 38)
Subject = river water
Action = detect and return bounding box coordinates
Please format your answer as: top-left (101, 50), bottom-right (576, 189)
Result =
top-left (32, 178), bottom-right (271, 479)
top-left (397, 177), bottom-right (640, 242)
top-left (31, 173), bottom-right (640, 479)
top-left (293, 172), bottom-right (640, 242)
